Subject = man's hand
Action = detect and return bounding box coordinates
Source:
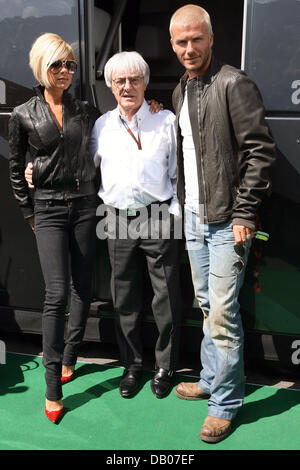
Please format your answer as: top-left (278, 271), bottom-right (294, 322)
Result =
top-left (25, 162), bottom-right (34, 188)
top-left (147, 100), bottom-right (163, 114)
top-left (232, 224), bottom-right (254, 245)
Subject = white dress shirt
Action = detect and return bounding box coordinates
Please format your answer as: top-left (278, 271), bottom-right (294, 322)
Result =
top-left (90, 100), bottom-right (180, 215)
top-left (179, 87), bottom-right (200, 212)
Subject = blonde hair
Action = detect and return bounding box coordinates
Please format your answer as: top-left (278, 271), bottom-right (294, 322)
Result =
top-left (29, 33), bottom-right (76, 88)
top-left (169, 4), bottom-right (213, 38)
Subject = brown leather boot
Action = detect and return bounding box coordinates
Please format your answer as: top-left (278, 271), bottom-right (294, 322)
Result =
top-left (199, 415), bottom-right (232, 443)
top-left (174, 382), bottom-right (210, 401)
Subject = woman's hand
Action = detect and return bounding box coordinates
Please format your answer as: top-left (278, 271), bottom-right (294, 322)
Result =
top-left (27, 215), bottom-right (35, 232)
top-left (25, 162), bottom-right (34, 188)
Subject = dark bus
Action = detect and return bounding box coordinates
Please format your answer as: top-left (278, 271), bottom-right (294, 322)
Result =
top-left (0, 0), bottom-right (299, 372)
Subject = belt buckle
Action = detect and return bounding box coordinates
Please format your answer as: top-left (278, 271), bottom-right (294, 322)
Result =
top-left (127, 209), bottom-right (137, 216)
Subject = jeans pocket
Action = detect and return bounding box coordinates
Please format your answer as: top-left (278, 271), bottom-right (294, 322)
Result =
top-left (210, 243), bottom-right (245, 278)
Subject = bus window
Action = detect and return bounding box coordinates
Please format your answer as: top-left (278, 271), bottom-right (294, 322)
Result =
top-left (0, 0), bottom-right (80, 108)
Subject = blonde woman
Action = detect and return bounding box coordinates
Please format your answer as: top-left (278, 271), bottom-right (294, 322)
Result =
top-left (8, 33), bottom-right (100, 423)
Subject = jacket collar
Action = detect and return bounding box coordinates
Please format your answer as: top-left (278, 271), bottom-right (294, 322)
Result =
top-left (34, 84), bottom-right (46, 101)
top-left (33, 85), bottom-right (84, 122)
top-left (179, 56), bottom-right (223, 90)
top-left (34, 84), bottom-right (70, 104)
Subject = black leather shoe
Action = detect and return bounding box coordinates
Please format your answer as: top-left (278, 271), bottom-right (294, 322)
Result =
top-left (119, 369), bottom-right (142, 398)
top-left (150, 368), bottom-right (173, 398)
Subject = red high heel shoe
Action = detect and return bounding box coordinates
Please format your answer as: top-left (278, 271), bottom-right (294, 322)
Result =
top-left (61, 371), bottom-right (75, 384)
top-left (45, 406), bottom-right (64, 423)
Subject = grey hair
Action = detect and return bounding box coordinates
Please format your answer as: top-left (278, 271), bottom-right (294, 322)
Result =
top-left (169, 4), bottom-right (213, 39)
top-left (104, 51), bottom-right (150, 88)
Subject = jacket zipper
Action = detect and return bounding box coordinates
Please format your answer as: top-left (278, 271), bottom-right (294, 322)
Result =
top-left (43, 97), bottom-right (64, 188)
top-left (59, 100), bottom-right (65, 190)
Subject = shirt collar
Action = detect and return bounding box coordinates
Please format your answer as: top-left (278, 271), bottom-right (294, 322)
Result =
top-left (117, 99), bottom-right (149, 125)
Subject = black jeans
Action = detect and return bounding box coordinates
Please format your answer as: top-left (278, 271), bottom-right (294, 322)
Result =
top-left (34, 195), bottom-right (97, 401)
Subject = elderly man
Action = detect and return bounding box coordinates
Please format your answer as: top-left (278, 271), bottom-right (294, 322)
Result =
top-left (169, 5), bottom-right (276, 442)
top-left (90, 51), bottom-right (181, 399)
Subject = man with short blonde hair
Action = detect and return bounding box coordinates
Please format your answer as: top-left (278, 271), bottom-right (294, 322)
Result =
top-left (169, 4), bottom-right (213, 38)
top-left (170, 4), bottom-right (276, 443)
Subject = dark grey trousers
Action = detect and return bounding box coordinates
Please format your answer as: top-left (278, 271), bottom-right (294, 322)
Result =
top-left (107, 209), bottom-right (181, 372)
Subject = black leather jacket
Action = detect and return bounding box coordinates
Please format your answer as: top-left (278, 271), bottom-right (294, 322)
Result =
top-left (8, 86), bottom-right (100, 218)
top-left (172, 57), bottom-right (276, 230)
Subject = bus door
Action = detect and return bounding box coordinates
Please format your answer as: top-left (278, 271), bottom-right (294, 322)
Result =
top-left (241, 0), bottom-right (300, 372)
top-left (0, 0), bottom-right (82, 331)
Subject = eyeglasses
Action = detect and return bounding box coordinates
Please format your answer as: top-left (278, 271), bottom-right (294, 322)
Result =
top-left (48, 59), bottom-right (77, 74)
top-left (112, 75), bottom-right (144, 88)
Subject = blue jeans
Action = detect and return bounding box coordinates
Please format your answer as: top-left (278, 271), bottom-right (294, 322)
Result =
top-left (184, 210), bottom-right (250, 420)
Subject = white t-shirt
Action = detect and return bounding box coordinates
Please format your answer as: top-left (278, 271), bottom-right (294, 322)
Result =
top-left (179, 87), bottom-right (199, 212)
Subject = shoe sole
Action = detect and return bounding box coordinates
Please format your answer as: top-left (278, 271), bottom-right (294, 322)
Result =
top-left (119, 389), bottom-right (139, 398)
top-left (199, 429), bottom-right (231, 443)
top-left (174, 389), bottom-right (210, 401)
top-left (119, 385), bottom-right (142, 398)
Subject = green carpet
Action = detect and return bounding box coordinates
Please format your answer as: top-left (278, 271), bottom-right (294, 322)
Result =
top-left (0, 353), bottom-right (299, 451)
